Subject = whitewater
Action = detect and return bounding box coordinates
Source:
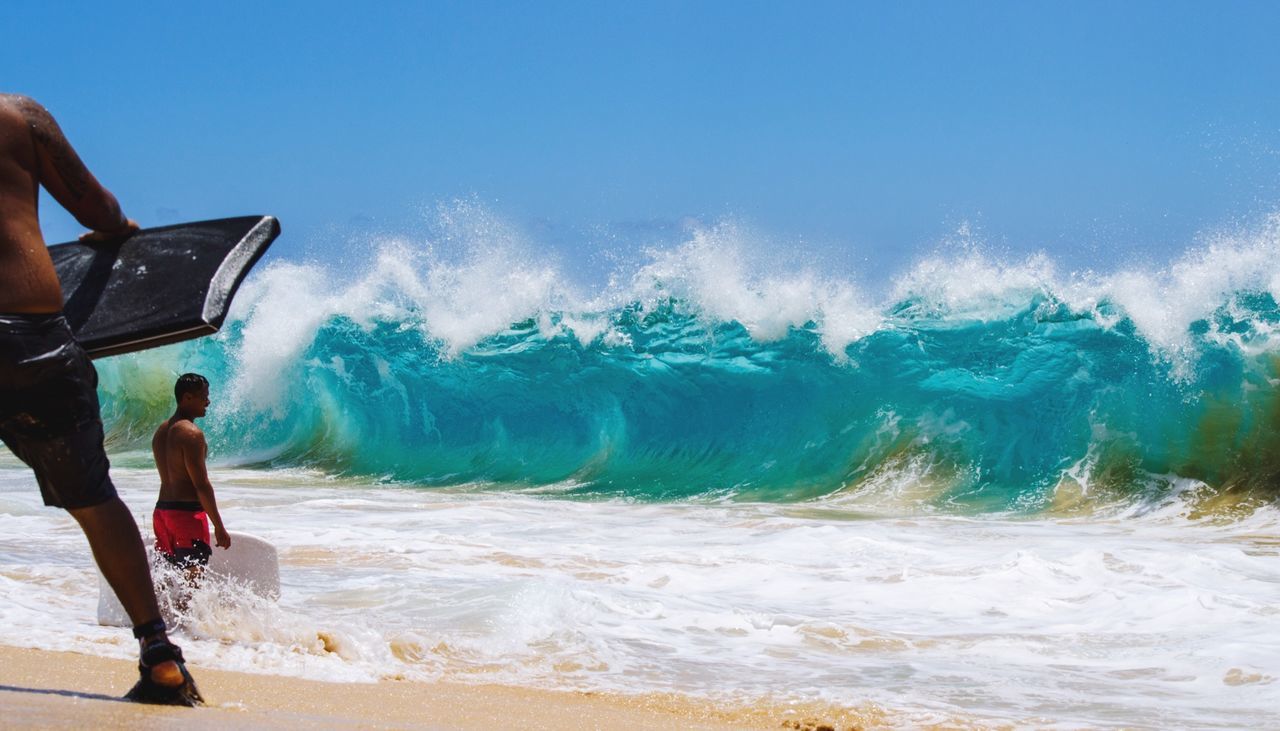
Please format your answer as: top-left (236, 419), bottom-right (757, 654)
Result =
top-left (2, 209), bottom-right (1279, 728)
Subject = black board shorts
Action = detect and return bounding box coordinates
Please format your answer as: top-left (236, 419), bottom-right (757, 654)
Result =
top-left (0, 312), bottom-right (116, 509)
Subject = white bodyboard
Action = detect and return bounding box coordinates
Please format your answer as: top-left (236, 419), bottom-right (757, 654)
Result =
top-left (97, 531), bottom-right (280, 627)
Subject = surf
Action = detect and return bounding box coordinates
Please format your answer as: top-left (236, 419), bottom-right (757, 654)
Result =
top-left (94, 212), bottom-right (1280, 515)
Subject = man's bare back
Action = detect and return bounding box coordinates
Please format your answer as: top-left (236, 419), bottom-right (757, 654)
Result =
top-left (0, 94), bottom-right (136, 313)
top-left (152, 418), bottom-right (207, 503)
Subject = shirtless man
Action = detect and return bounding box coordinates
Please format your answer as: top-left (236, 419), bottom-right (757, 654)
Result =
top-left (152, 373), bottom-right (230, 583)
top-left (0, 93), bottom-right (202, 705)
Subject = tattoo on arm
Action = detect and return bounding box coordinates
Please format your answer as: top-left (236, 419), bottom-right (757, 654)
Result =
top-left (21, 98), bottom-right (93, 202)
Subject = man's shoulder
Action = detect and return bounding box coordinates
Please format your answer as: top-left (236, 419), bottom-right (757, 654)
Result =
top-left (170, 419), bottom-right (206, 441)
top-left (0, 93), bottom-right (39, 117)
top-left (0, 94), bottom-right (28, 124)
top-left (0, 94), bottom-right (52, 136)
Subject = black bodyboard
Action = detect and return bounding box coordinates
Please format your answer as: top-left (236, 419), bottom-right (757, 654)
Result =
top-left (50, 215), bottom-right (279, 358)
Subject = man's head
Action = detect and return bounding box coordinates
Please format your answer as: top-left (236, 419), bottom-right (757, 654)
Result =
top-left (174, 372), bottom-right (210, 417)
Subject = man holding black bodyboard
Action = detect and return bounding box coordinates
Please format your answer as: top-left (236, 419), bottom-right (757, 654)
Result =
top-left (0, 93), bottom-right (203, 706)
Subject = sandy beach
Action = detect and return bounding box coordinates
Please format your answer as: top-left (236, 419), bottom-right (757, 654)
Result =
top-left (0, 645), bottom-right (893, 731)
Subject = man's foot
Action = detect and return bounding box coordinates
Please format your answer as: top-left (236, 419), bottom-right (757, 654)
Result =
top-left (146, 657), bottom-right (187, 688)
top-left (124, 626), bottom-right (203, 706)
top-left (124, 637), bottom-right (203, 706)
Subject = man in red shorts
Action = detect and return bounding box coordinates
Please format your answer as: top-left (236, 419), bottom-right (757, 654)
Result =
top-left (152, 373), bottom-right (230, 583)
top-left (0, 93), bottom-right (202, 705)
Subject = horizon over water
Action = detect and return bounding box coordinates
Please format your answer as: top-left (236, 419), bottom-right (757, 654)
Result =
top-left (2, 204), bottom-right (1280, 728)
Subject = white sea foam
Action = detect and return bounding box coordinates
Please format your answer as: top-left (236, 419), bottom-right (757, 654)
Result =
top-left (1093, 215), bottom-right (1280, 375)
top-left (1, 464), bottom-right (1276, 728)
top-left (628, 221), bottom-right (880, 349)
top-left (891, 246), bottom-right (1059, 322)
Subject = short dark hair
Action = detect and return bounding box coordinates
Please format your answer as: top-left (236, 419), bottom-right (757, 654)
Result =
top-left (174, 373), bottom-right (209, 403)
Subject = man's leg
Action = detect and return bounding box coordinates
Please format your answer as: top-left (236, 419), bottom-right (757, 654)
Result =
top-left (66, 496), bottom-right (185, 688)
top-left (0, 319), bottom-right (200, 703)
top-left (67, 496), bottom-right (158, 623)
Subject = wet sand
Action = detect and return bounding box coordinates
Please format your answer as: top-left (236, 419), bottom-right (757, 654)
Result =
top-left (0, 645), bottom-right (888, 730)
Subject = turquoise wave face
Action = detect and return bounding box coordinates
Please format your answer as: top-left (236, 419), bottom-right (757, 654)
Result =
top-left (93, 287), bottom-right (1280, 514)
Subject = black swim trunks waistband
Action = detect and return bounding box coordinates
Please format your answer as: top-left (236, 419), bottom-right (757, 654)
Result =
top-left (155, 500), bottom-right (203, 511)
top-left (0, 312), bottom-right (69, 333)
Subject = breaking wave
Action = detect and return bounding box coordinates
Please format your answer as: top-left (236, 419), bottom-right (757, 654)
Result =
top-left (94, 212), bottom-right (1280, 515)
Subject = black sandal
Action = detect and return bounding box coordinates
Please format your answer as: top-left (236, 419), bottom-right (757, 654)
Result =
top-left (123, 620), bottom-right (204, 707)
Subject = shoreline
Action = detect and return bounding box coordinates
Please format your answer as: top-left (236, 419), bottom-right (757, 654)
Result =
top-left (0, 644), bottom-right (894, 730)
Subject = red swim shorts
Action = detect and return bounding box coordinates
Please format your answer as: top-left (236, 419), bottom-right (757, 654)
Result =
top-left (153, 500), bottom-right (211, 566)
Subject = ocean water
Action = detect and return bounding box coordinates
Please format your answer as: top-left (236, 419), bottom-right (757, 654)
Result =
top-left (2, 216), bottom-right (1280, 728)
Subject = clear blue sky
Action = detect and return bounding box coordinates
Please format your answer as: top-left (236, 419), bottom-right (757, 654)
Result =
top-left (5, 1), bottom-right (1280, 282)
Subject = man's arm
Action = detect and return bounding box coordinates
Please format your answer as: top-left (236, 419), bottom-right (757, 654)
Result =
top-left (180, 428), bottom-right (231, 549)
top-left (14, 96), bottom-right (137, 237)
